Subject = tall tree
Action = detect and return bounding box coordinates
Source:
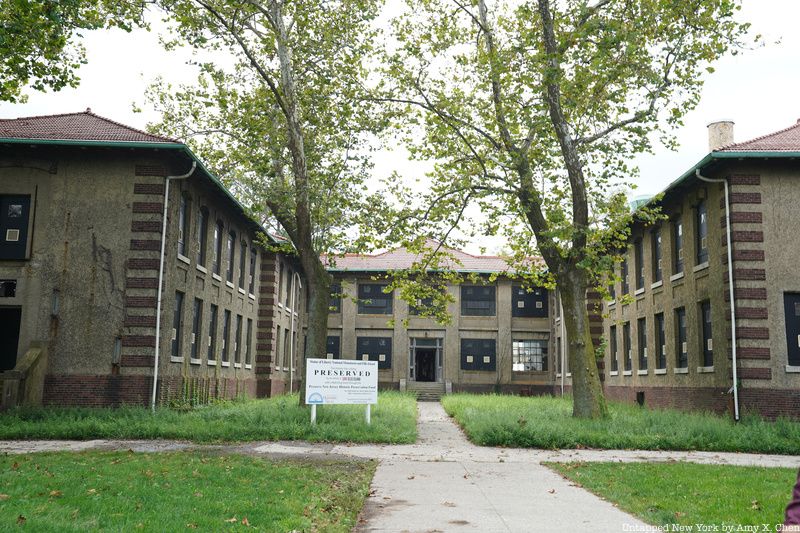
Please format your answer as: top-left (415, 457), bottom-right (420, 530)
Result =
top-left (380, 0), bottom-right (749, 417)
top-left (0, 0), bottom-right (144, 103)
top-left (149, 0), bottom-right (385, 402)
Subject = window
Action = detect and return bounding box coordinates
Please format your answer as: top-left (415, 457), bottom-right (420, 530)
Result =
top-left (0, 195), bottom-right (31, 260)
top-left (283, 328), bottom-right (290, 368)
top-left (329, 283), bottom-right (342, 313)
top-left (207, 304), bottom-right (218, 362)
top-left (700, 301), bottom-right (713, 367)
top-left (248, 248), bottom-right (257, 294)
top-left (239, 241), bottom-right (247, 289)
top-left (191, 298), bottom-right (203, 360)
top-left (556, 337), bottom-right (562, 374)
top-left (221, 310), bottom-right (231, 363)
top-left (178, 194), bottom-right (189, 258)
top-left (358, 283), bottom-right (393, 315)
top-left (357, 336), bottom-right (392, 369)
top-left (609, 325), bottom-right (618, 372)
top-left (461, 338), bottom-right (496, 371)
top-left (275, 325), bottom-right (282, 367)
top-left (234, 314), bottom-right (242, 365)
top-left (634, 239), bottom-right (644, 290)
top-left (608, 273), bottom-right (616, 301)
top-left (621, 256), bottom-right (630, 294)
top-left (226, 231), bottom-right (236, 282)
top-left (326, 335), bottom-right (341, 359)
top-left (461, 285), bottom-right (496, 316)
top-left (512, 286), bottom-right (548, 317)
top-left (285, 268), bottom-right (292, 307)
top-left (637, 317), bottom-right (647, 371)
top-left (623, 322), bottom-right (631, 371)
top-left (197, 207), bottom-right (209, 266)
top-left (213, 221), bottom-right (224, 275)
top-left (245, 318), bottom-right (253, 366)
top-left (655, 313), bottom-right (666, 369)
top-left (673, 217), bottom-right (684, 275)
top-left (652, 228), bottom-right (662, 283)
top-left (696, 201), bottom-right (708, 265)
top-left (783, 293), bottom-right (800, 366)
top-left (171, 291), bottom-right (185, 359)
top-left (675, 307), bottom-right (687, 368)
top-left (512, 339), bottom-right (548, 372)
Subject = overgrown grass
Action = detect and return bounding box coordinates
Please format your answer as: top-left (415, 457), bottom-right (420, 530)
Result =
top-left (0, 451), bottom-right (375, 531)
top-left (0, 392), bottom-right (416, 444)
top-left (442, 394), bottom-right (800, 454)
top-left (548, 461), bottom-right (796, 527)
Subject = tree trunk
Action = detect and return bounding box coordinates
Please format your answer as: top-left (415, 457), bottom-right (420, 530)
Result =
top-left (558, 268), bottom-right (608, 419)
top-left (295, 250), bottom-right (331, 405)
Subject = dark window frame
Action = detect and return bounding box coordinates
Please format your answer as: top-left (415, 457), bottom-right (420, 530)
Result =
top-left (326, 335), bottom-right (341, 359)
top-left (178, 194), bottom-right (190, 258)
top-left (245, 318), bottom-right (253, 366)
top-left (460, 338), bottom-right (497, 371)
top-left (248, 248), bottom-right (257, 294)
top-left (637, 317), bottom-right (648, 370)
top-left (652, 227), bottom-right (663, 283)
top-left (634, 239), bottom-right (645, 290)
top-left (512, 339), bottom-right (548, 372)
top-left (358, 283), bottom-right (393, 315)
top-left (171, 291), bottom-right (185, 359)
top-left (609, 325), bottom-right (618, 372)
top-left (356, 336), bottom-right (392, 369)
top-left (696, 200), bottom-right (708, 265)
top-left (197, 207), bottom-right (209, 266)
top-left (191, 298), bottom-right (203, 360)
top-left (621, 256), bottom-right (630, 294)
top-left (673, 216), bottom-right (684, 275)
top-left (0, 195), bottom-right (32, 261)
top-left (221, 310), bottom-right (231, 363)
top-left (512, 285), bottom-right (549, 318)
top-left (655, 312), bottom-right (666, 369)
top-left (207, 304), bottom-right (218, 362)
top-left (461, 285), bottom-right (496, 317)
top-left (700, 300), bottom-right (713, 367)
top-left (675, 307), bottom-right (688, 368)
top-left (226, 231), bottom-right (236, 282)
top-left (213, 220), bottom-right (224, 275)
top-left (623, 321), bottom-right (632, 371)
top-left (239, 241), bottom-right (247, 289)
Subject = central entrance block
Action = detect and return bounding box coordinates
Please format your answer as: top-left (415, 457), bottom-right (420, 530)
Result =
top-left (409, 337), bottom-right (443, 383)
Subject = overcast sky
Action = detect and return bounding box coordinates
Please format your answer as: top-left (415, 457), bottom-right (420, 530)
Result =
top-left (1, 1), bottom-right (798, 253)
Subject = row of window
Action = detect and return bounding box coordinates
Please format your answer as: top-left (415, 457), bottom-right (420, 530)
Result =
top-left (320, 335), bottom-right (549, 372)
top-left (611, 200), bottom-right (708, 298)
top-left (171, 291), bottom-right (253, 367)
top-left (608, 301), bottom-right (713, 374)
top-left (333, 283), bottom-right (548, 318)
top-left (177, 195), bottom-right (258, 294)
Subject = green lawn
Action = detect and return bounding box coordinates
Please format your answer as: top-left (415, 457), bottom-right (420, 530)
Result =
top-left (548, 461), bottom-right (796, 527)
top-left (0, 451), bottom-right (375, 531)
top-left (0, 392), bottom-right (416, 444)
top-left (441, 393), bottom-right (800, 454)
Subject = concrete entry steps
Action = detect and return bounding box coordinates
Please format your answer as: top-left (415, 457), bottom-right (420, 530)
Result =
top-left (407, 381), bottom-right (446, 401)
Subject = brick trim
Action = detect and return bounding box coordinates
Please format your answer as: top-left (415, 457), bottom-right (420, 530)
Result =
top-left (723, 268), bottom-right (766, 282)
top-left (725, 306), bottom-right (768, 320)
top-left (738, 367), bottom-right (771, 380)
top-left (724, 249), bottom-right (765, 263)
top-left (735, 347), bottom-right (770, 360)
top-left (132, 202), bottom-right (163, 214)
top-left (720, 212), bottom-right (762, 227)
top-left (125, 296), bottom-right (156, 308)
top-left (135, 165), bottom-right (167, 177)
top-left (126, 277), bottom-right (158, 289)
top-left (131, 220), bottom-right (161, 233)
top-left (724, 192), bottom-right (761, 207)
top-left (722, 231), bottom-right (764, 245)
top-left (121, 335), bottom-right (156, 347)
top-left (127, 258), bottom-right (159, 271)
top-left (736, 327), bottom-right (769, 340)
top-left (124, 315), bottom-right (157, 327)
top-left (130, 239), bottom-right (161, 251)
top-left (724, 288), bottom-right (767, 301)
top-left (133, 182), bottom-right (165, 194)
top-left (120, 354), bottom-right (155, 367)
top-left (728, 174), bottom-right (761, 186)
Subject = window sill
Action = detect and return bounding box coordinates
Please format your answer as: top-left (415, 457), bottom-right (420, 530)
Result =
top-left (634, 288), bottom-right (645, 296)
top-left (190, 358), bottom-right (202, 366)
top-left (234, 363), bottom-right (242, 369)
top-left (674, 367), bottom-right (689, 374)
top-left (245, 364), bottom-right (252, 370)
top-left (283, 367), bottom-right (289, 372)
top-left (238, 287), bottom-right (246, 295)
top-left (208, 360), bottom-right (217, 366)
top-left (196, 264), bottom-right (207, 274)
top-left (637, 369), bottom-right (648, 376)
top-left (566, 373), bottom-right (572, 377)
top-left (177, 254), bottom-right (191, 265)
top-left (555, 373), bottom-right (562, 378)
top-left (170, 356), bottom-right (183, 363)
top-left (609, 370), bottom-right (619, 376)
top-left (212, 273), bottom-right (222, 282)
top-left (786, 365), bottom-right (800, 373)
top-left (697, 365), bottom-right (714, 373)
top-left (608, 300), bottom-right (616, 308)
top-left (221, 361), bottom-right (230, 367)
top-left (651, 280), bottom-right (663, 290)
top-left (225, 281), bottom-right (235, 289)
top-left (623, 370), bottom-right (632, 376)
top-left (670, 272), bottom-right (684, 282)
top-left (248, 293), bottom-right (256, 301)
top-left (693, 262), bottom-right (709, 273)
top-left (654, 368), bottom-right (667, 375)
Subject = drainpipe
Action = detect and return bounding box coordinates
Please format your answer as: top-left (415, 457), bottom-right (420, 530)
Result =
top-left (151, 161), bottom-right (197, 412)
top-left (695, 169), bottom-right (739, 421)
top-left (289, 270), bottom-right (303, 393)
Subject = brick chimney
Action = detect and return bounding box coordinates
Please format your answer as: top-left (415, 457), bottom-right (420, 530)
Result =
top-left (707, 120), bottom-right (735, 151)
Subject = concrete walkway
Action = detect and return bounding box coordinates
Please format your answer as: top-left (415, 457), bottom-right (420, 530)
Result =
top-left (1, 403), bottom-right (799, 532)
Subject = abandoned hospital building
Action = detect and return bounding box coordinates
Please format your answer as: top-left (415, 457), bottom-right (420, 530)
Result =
top-left (1, 111), bottom-right (799, 419)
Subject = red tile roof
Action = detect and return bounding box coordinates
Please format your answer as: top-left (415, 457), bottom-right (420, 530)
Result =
top-left (717, 119), bottom-right (800, 152)
top-left (0, 110), bottom-right (178, 143)
top-left (324, 240), bottom-right (541, 274)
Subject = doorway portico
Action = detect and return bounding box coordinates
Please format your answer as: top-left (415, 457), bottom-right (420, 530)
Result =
top-left (409, 337), bottom-right (443, 383)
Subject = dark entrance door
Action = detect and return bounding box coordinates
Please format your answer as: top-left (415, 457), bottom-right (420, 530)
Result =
top-left (785, 293), bottom-right (800, 367)
top-left (415, 348), bottom-right (436, 382)
top-left (0, 308), bottom-right (21, 371)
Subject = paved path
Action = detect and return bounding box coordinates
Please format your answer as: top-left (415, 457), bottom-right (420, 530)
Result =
top-left (2, 403), bottom-right (799, 532)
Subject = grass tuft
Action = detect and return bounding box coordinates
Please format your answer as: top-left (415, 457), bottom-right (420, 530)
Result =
top-left (442, 393), bottom-right (800, 454)
top-left (0, 392), bottom-right (417, 444)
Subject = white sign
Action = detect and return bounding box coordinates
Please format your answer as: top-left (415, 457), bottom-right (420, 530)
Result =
top-left (305, 358), bottom-right (378, 405)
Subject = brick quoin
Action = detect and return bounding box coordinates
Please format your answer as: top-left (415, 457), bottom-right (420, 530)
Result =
top-left (127, 258), bottom-right (159, 270)
top-left (121, 335), bottom-right (156, 347)
top-left (722, 231), bottom-right (764, 245)
top-left (130, 239), bottom-right (161, 251)
top-left (724, 288), bottom-right (767, 301)
top-left (134, 165), bottom-right (167, 177)
top-left (723, 268), bottom-right (766, 282)
top-left (723, 192), bottom-right (761, 207)
top-left (125, 296), bottom-right (156, 308)
top-left (720, 212), bottom-right (763, 227)
top-left (728, 174), bottom-right (761, 186)
top-left (737, 367), bottom-right (771, 380)
top-left (724, 306), bottom-right (768, 320)
top-left (723, 249), bottom-right (765, 264)
top-left (124, 315), bottom-right (156, 327)
top-left (131, 220), bottom-right (162, 233)
top-left (133, 183), bottom-right (165, 194)
top-left (126, 277), bottom-right (158, 289)
top-left (120, 354), bottom-right (154, 367)
top-left (736, 327), bottom-right (770, 340)
top-left (734, 347), bottom-right (770, 360)
top-left (132, 202), bottom-right (163, 214)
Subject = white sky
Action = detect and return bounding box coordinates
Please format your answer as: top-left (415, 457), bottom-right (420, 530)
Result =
top-left (1, 0), bottom-right (798, 254)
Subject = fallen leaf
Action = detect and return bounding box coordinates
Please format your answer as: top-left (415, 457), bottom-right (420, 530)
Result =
top-left (442, 501), bottom-right (456, 507)
top-left (547, 489), bottom-right (556, 494)
top-left (463, 474), bottom-right (469, 479)
top-left (751, 500), bottom-right (761, 510)
top-left (0, 494), bottom-right (9, 500)
top-left (193, 492), bottom-right (203, 498)
top-left (17, 515), bottom-right (26, 525)
top-left (49, 490), bottom-right (63, 497)
top-left (674, 512), bottom-right (685, 519)
top-left (87, 489), bottom-right (97, 495)
top-left (242, 517), bottom-right (250, 526)
top-left (186, 523), bottom-right (198, 529)
top-left (407, 475), bottom-right (415, 480)
top-left (225, 517), bottom-right (238, 523)
top-left (11, 462), bottom-right (19, 470)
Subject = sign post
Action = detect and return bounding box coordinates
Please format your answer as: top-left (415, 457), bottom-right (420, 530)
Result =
top-left (306, 358), bottom-right (378, 425)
